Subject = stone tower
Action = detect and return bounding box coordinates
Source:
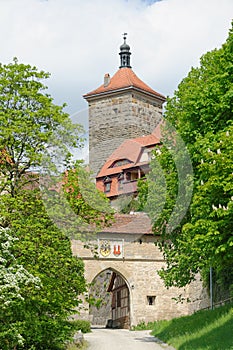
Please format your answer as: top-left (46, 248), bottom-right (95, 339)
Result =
top-left (83, 34), bottom-right (166, 177)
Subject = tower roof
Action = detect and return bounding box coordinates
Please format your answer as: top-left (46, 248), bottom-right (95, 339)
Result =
top-left (83, 67), bottom-right (165, 101)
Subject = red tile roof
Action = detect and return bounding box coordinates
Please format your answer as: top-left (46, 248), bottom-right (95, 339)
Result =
top-left (83, 67), bottom-right (165, 100)
top-left (102, 212), bottom-right (152, 234)
top-left (97, 134), bottom-right (160, 178)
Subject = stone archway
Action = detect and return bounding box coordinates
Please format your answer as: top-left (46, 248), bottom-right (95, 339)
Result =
top-left (88, 268), bottom-right (131, 328)
top-left (71, 236), bottom-right (209, 327)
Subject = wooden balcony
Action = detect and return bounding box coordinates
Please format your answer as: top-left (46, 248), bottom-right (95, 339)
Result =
top-left (118, 180), bottom-right (138, 195)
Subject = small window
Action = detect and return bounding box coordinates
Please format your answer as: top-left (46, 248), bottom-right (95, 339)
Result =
top-left (131, 172), bottom-right (138, 181)
top-left (104, 182), bottom-right (111, 193)
top-left (147, 296), bottom-right (156, 305)
top-left (103, 177), bottom-right (112, 193)
top-left (126, 172), bottom-right (131, 181)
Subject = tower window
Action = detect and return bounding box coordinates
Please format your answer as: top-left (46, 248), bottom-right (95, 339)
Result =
top-left (147, 296), bottom-right (156, 305)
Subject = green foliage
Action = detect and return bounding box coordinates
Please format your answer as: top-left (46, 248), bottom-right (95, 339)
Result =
top-left (0, 58), bottom-right (84, 196)
top-left (63, 161), bottom-right (114, 230)
top-left (0, 226), bottom-right (41, 349)
top-left (0, 59), bottom-right (113, 349)
top-left (131, 320), bottom-right (155, 331)
top-left (138, 23), bottom-right (233, 290)
top-left (0, 191), bottom-right (87, 349)
top-left (70, 320), bottom-right (91, 334)
top-left (165, 23), bottom-right (233, 144)
top-left (119, 178), bottom-right (149, 214)
top-left (151, 303), bottom-right (233, 350)
top-left (0, 58), bottom-right (114, 348)
top-left (40, 161), bottom-right (114, 241)
top-left (66, 341), bottom-right (88, 350)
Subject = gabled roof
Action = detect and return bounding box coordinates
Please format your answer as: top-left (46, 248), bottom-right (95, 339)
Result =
top-left (97, 133), bottom-right (160, 178)
top-left (83, 67), bottom-right (165, 101)
top-left (102, 212), bottom-right (152, 235)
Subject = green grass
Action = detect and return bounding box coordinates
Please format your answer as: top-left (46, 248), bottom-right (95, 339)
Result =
top-left (135, 303), bottom-right (233, 350)
top-left (66, 340), bottom-right (88, 350)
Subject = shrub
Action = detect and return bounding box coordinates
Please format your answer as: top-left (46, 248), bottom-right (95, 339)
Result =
top-left (71, 320), bottom-right (91, 334)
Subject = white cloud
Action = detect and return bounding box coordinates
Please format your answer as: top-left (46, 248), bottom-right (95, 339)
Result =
top-left (0, 0), bottom-right (232, 130)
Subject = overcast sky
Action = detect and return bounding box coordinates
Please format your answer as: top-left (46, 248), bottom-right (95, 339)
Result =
top-left (1, 0), bottom-right (232, 134)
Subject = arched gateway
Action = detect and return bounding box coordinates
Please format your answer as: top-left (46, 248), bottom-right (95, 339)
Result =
top-left (89, 268), bottom-right (131, 329)
top-left (71, 213), bottom-right (209, 328)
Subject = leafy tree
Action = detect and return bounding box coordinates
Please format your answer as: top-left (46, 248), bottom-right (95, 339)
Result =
top-left (0, 163), bottom-right (113, 348)
top-left (140, 23), bottom-right (233, 292)
top-left (0, 58), bottom-right (84, 196)
top-left (40, 160), bottom-right (114, 242)
top-left (0, 191), bottom-right (87, 350)
top-left (0, 225), bottom-right (41, 349)
top-left (0, 59), bottom-right (113, 348)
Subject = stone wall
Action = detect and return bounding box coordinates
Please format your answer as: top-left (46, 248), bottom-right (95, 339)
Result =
top-left (71, 232), bottom-right (209, 327)
top-left (88, 91), bottom-right (163, 177)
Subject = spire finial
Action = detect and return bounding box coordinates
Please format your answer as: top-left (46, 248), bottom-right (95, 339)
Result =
top-left (119, 33), bottom-right (131, 68)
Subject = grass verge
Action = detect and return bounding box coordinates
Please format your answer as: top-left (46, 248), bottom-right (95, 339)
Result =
top-left (66, 340), bottom-right (88, 350)
top-left (135, 303), bottom-right (233, 350)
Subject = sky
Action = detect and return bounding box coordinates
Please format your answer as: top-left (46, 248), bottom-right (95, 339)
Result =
top-left (0, 0), bottom-right (232, 138)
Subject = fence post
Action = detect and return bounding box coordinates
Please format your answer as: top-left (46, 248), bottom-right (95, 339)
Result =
top-left (210, 266), bottom-right (213, 310)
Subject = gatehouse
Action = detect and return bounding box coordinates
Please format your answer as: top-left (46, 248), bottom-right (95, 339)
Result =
top-left (71, 35), bottom-right (209, 328)
top-left (71, 213), bottom-right (209, 328)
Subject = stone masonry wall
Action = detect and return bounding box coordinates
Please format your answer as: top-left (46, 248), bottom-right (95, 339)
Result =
top-left (71, 233), bottom-right (209, 327)
top-left (88, 91), bottom-right (163, 177)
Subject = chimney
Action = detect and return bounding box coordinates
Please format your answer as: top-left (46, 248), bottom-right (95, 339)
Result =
top-left (104, 73), bottom-right (110, 87)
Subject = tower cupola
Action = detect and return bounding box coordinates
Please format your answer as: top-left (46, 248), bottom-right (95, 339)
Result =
top-left (119, 33), bottom-right (131, 68)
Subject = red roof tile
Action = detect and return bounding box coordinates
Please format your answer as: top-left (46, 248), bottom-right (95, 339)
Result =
top-left (102, 213), bottom-right (152, 234)
top-left (83, 67), bottom-right (165, 100)
top-left (133, 134), bottom-right (160, 147)
top-left (97, 134), bottom-right (160, 178)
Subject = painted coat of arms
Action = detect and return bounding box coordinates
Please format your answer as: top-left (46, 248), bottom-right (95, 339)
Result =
top-left (99, 240), bottom-right (111, 257)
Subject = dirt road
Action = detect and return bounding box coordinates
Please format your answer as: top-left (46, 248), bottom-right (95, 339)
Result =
top-left (85, 327), bottom-right (176, 350)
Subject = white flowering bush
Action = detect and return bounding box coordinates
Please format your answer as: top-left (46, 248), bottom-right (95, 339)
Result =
top-left (0, 225), bottom-right (41, 349)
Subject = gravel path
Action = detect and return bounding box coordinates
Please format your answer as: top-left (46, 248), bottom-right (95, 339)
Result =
top-left (85, 327), bottom-right (176, 350)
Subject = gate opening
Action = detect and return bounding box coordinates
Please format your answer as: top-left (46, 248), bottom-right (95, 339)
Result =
top-left (89, 269), bottom-right (130, 329)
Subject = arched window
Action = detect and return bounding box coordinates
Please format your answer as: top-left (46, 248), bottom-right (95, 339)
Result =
top-left (110, 159), bottom-right (131, 168)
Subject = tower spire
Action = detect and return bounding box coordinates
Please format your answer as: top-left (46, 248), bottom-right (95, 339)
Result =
top-left (119, 33), bottom-right (131, 68)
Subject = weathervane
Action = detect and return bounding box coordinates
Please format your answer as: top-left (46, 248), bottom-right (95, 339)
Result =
top-left (123, 32), bottom-right (127, 42)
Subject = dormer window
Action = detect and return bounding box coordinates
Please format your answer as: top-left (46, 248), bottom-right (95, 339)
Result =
top-left (110, 159), bottom-right (131, 168)
top-left (140, 148), bottom-right (153, 162)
